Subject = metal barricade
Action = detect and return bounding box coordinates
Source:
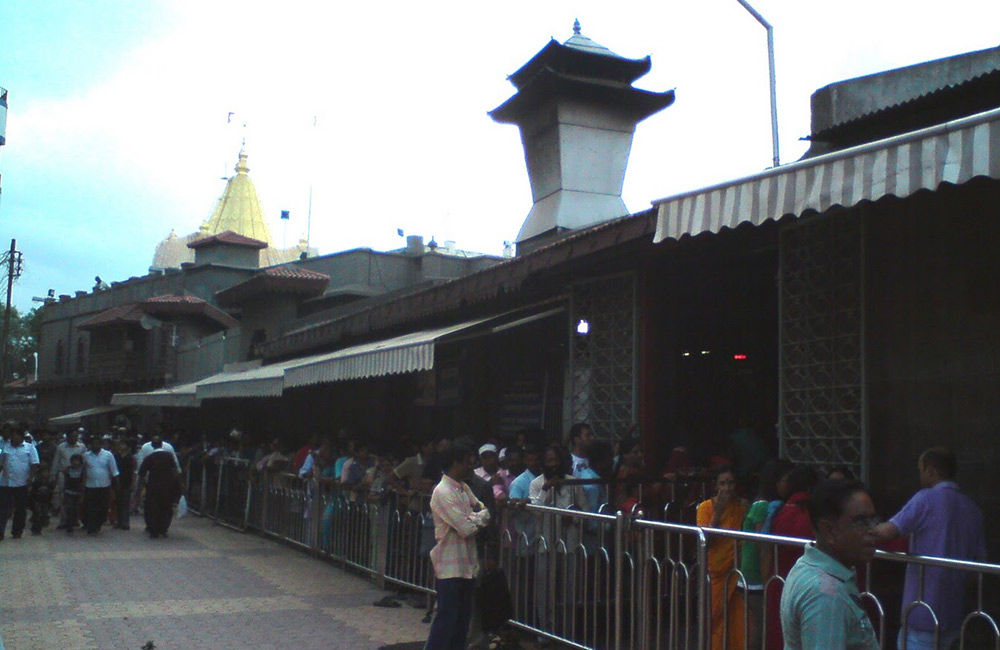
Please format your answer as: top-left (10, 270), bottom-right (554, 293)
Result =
top-left (317, 484), bottom-right (379, 577)
top-left (214, 458), bottom-right (252, 531)
top-left (254, 471), bottom-right (315, 551)
top-left (381, 491), bottom-right (436, 595)
top-left (184, 456), bottom-right (205, 515)
top-left (179, 473), bottom-right (1000, 650)
top-left (500, 502), bottom-right (623, 650)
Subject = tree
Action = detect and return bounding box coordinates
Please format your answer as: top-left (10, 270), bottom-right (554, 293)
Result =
top-left (2, 306), bottom-right (41, 384)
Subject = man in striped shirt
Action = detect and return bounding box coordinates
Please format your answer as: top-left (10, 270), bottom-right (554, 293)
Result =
top-left (425, 443), bottom-right (490, 650)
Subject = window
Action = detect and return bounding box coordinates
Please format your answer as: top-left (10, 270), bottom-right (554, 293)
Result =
top-left (55, 340), bottom-right (65, 375)
top-left (76, 337), bottom-right (86, 373)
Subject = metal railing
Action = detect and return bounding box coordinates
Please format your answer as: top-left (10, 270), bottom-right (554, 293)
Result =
top-left (185, 463), bottom-right (1000, 650)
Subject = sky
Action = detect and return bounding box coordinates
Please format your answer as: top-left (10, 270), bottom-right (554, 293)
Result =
top-left (1, 0), bottom-right (999, 314)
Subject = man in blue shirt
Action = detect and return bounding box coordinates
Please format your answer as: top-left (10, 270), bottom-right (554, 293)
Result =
top-left (781, 479), bottom-right (880, 650)
top-left (0, 428), bottom-right (40, 540)
top-left (507, 445), bottom-right (541, 554)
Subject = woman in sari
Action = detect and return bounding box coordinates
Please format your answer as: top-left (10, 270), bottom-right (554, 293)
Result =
top-left (697, 466), bottom-right (748, 650)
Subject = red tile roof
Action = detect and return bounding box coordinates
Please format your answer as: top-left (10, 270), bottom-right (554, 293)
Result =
top-left (77, 304), bottom-right (147, 330)
top-left (144, 294), bottom-right (209, 305)
top-left (78, 295), bottom-right (239, 331)
top-left (216, 264), bottom-right (330, 307)
top-left (259, 266), bottom-right (330, 280)
top-left (187, 230), bottom-right (268, 250)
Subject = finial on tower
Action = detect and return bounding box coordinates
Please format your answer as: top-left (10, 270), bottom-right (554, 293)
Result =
top-left (235, 148), bottom-right (250, 175)
top-left (573, 18), bottom-right (581, 35)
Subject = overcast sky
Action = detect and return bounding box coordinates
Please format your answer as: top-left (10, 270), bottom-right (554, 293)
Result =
top-left (1, 0), bottom-right (998, 313)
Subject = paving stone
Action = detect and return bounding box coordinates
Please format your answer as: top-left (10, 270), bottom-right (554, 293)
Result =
top-left (0, 516), bottom-right (428, 649)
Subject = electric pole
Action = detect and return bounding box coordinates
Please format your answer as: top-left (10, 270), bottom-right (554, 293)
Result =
top-left (0, 238), bottom-right (22, 421)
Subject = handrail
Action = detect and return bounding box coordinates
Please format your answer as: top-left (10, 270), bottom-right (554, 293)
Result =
top-left (190, 462), bottom-right (999, 650)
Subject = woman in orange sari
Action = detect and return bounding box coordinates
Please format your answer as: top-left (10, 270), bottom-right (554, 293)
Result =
top-left (697, 466), bottom-right (748, 650)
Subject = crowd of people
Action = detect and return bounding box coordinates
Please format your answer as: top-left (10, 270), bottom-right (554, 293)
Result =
top-left (0, 423), bottom-right (185, 540)
top-left (696, 449), bottom-right (987, 650)
top-left (2, 418), bottom-right (991, 650)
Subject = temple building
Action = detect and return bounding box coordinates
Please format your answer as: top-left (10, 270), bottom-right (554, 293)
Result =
top-left (150, 149), bottom-right (311, 271)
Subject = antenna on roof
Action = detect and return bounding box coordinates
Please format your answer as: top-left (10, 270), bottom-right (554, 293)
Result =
top-left (306, 115), bottom-right (317, 251)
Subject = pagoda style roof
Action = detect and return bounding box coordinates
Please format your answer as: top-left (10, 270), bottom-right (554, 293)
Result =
top-left (490, 66), bottom-right (675, 124)
top-left (78, 295), bottom-right (238, 331)
top-left (188, 230), bottom-right (269, 250)
top-left (508, 21), bottom-right (653, 89)
top-left (216, 264), bottom-right (330, 307)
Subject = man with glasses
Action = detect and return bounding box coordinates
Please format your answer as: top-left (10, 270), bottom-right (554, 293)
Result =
top-left (780, 479), bottom-right (880, 650)
top-left (874, 447), bottom-right (986, 650)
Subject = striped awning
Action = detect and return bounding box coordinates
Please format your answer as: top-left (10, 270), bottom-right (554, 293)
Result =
top-left (195, 359), bottom-right (302, 400)
top-left (653, 107), bottom-right (1000, 243)
top-left (283, 318), bottom-right (492, 389)
top-left (116, 309), bottom-right (558, 402)
top-left (112, 380), bottom-right (205, 408)
top-left (48, 404), bottom-right (124, 426)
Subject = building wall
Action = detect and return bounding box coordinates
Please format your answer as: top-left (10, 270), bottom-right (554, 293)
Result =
top-left (37, 264), bottom-right (253, 418)
top-left (866, 178), bottom-right (1000, 553)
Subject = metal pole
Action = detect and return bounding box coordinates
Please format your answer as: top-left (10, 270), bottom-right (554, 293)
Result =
top-left (614, 511), bottom-right (624, 650)
top-left (0, 239), bottom-right (16, 421)
top-left (735, 0), bottom-right (780, 167)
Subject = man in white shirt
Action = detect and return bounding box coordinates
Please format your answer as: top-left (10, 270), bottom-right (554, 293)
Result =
top-left (529, 445), bottom-right (588, 633)
top-left (0, 428), bottom-right (40, 540)
top-left (83, 436), bottom-right (119, 535)
top-left (53, 428), bottom-right (89, 529)
top-left (567, 422), bottom-right (595, 477)
top-left (136, 435), bottom-right (181, 472)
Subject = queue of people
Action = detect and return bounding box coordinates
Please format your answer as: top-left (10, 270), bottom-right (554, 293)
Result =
top-left (3, 416), bottom-right (990, 650)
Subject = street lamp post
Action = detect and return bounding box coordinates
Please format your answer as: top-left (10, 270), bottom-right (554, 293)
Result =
top-left (736, 0), bottom-right (780, 168)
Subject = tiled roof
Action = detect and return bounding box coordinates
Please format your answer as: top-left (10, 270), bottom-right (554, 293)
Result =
top-left (144, 294), bottom-right (209, 305)
top-left (187, 230), bottom-right (268, 250)
top-left (78, 295), bottom-right (238, 331)
top-left (216, 264), bottom-right (330, 307)
top-left (78, 304), bottom-right (148, 330)
top-left (259, 266), bottom-right (330, 280)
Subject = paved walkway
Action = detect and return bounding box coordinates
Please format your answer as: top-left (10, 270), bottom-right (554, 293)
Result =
top-left (0, 516), bottom-right (429, 650)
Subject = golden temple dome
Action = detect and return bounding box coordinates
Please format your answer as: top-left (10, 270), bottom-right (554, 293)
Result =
top-left (151, 149), bottom-right (309, 271)
top-left (200, 149), bottom-right (275, 245)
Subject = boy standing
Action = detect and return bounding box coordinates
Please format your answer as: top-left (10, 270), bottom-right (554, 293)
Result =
top-left (28, 465), bottom-right (53, 535)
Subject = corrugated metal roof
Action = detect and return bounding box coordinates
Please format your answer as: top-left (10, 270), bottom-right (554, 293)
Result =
top-left (112, 379), bottom-right (206, 408)
top-left (653, 106), bottom-right (1000, 242)
top-left (48, 404), bottom-right (124, 426)
top-left (283, 318), bottom-right (492, 389)
top-left (194, 358), bottom-right (302, 400)
top-left (812, 45), bottom-right (1000, 133)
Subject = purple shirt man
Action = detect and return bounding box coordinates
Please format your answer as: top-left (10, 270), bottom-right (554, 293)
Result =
top-left (876, 447), bottom-right (986, 650)
top-left (889, 481), bottom-right (985, 630)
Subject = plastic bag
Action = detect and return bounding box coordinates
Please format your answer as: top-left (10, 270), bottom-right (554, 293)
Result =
top-left (176, 495), bottom-right (188, 519)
